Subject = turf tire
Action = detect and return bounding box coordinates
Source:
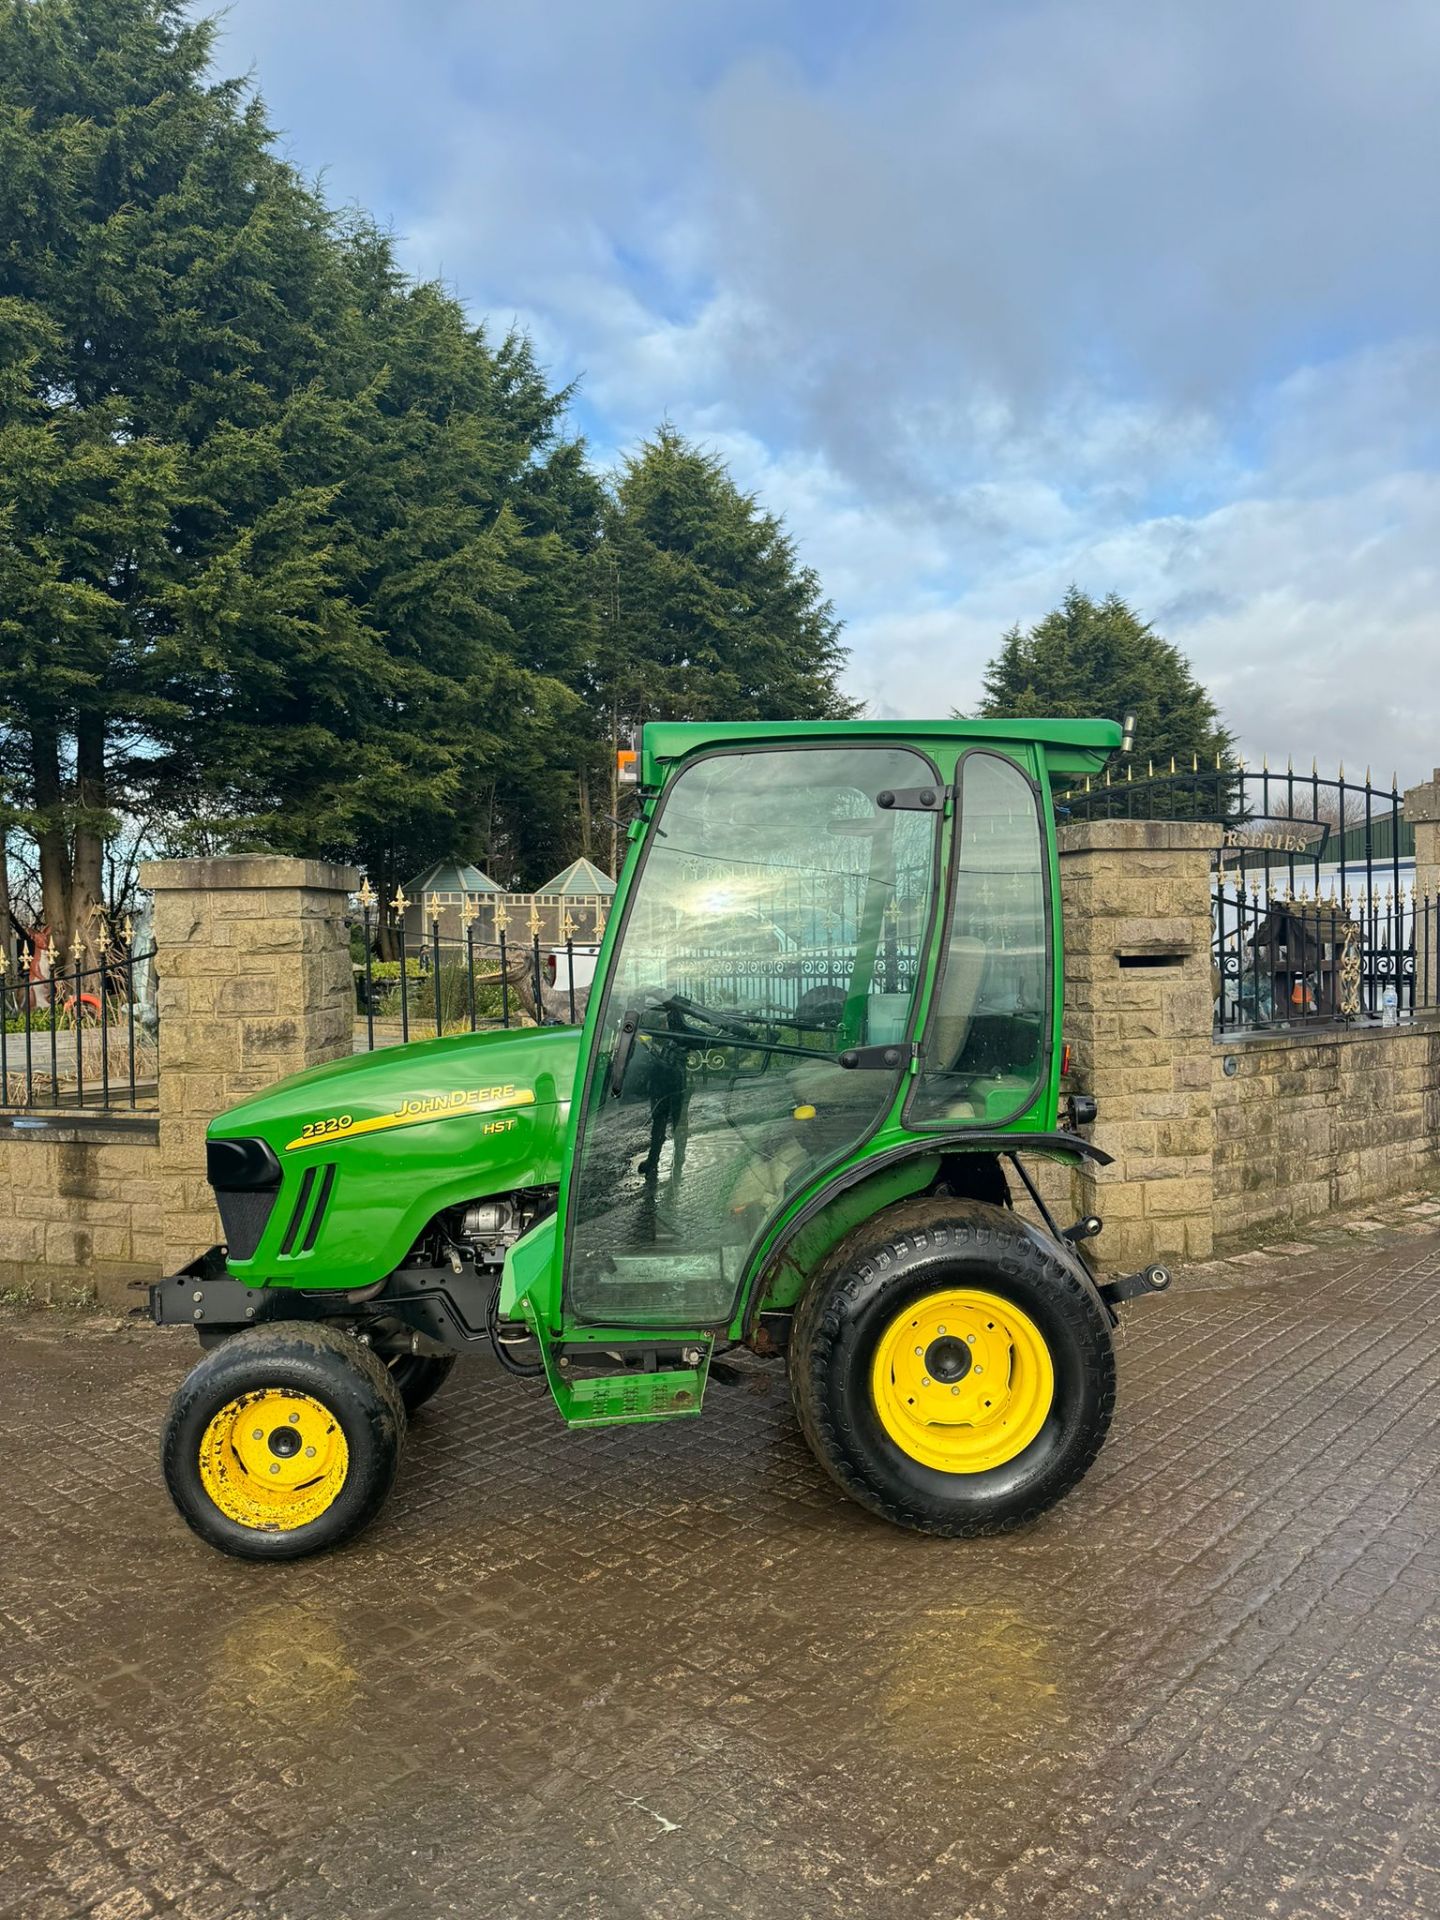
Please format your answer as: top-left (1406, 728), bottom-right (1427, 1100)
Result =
top-left (788, 1198), bottom-right (1115, 1536)
top-left (161, 1321), bottom-right (406, 1561)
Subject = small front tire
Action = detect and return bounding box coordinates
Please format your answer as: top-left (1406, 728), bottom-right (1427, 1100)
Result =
top-left (161, 1322), bottom-right (405, 1561)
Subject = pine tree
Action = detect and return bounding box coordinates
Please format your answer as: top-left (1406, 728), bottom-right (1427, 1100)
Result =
top-left (977, 588), bottom-right (1232, 771)
top-left (0, 0), bottom-right (596, 931)
top-left (597, 427), bottom-right (856, 868)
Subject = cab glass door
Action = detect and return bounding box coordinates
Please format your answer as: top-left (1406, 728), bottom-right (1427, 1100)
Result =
top-left (566, 746), bottom-right (938, 1326)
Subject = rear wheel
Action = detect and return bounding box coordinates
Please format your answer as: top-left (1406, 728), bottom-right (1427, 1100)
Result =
top-left (789, 1200), bottom-right (1114, 1535)
top-left (161, 1322), bottom-right (405, 1560)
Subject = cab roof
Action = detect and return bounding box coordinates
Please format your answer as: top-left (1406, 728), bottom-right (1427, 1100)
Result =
top-left (639, 717), bottom-right (1125, 787)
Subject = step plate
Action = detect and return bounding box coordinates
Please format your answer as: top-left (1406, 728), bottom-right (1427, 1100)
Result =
top-left (551, 1362), bottom-right (710, 1427)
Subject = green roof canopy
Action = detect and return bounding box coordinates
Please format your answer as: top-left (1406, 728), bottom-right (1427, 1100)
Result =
top-left (404, 859), bottom-right (502, 896)
top-left (536, 857), bottom-right (616, 897)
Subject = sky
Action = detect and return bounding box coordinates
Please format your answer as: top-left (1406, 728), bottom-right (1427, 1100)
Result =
top-left (213, 0), bottom-right (1440, 781)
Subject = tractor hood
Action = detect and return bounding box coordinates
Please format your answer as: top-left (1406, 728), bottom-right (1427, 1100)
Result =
top-left (208, 1025), bottom-right (583, 1290)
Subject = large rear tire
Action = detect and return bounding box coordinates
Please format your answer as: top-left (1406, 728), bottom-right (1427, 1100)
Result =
top-left (788, 1199), bottom-right (1114, 1536)
top-left (161, 1322), bottom-right (405, 1561)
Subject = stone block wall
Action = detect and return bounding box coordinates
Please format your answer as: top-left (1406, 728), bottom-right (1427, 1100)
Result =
top-left (1213, 1022), bottom-right (1440, 1238)
top-left (139, 856), bottom-right (359, 1273)
top-left (0, 1116), bottom-right (161, 1305)
top-left (4, 832), bottom-right (1439, 1308)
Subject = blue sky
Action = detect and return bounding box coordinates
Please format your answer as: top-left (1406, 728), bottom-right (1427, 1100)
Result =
top-left (214, 0), bottom-right (1439, 778)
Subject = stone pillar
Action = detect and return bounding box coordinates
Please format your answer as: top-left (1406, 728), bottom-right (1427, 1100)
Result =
top-left (138, 856), bottom-right (359, 1272)
top-left (1404, 769), bottom-right (1440, 902)
top-left (1405, 770), bottom-right (1440, 1013)
top-left (1058, 821), bottom-right (1216, 1268)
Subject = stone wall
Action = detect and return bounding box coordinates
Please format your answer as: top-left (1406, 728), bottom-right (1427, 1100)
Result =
top-left (140, 856), bottom-right (359, 1273)
top-left (1213, 1021), bottom-right (1440, 1238)
top-left (0, 1115), bottom-right (161, 1305)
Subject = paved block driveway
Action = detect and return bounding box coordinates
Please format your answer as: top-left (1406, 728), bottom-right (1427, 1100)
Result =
top-left (2, 1231), bottom-right (1437, 1920)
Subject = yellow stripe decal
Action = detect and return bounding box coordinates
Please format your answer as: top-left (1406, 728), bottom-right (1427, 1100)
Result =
top-left (285, 1087), bottom-right (535, 1152)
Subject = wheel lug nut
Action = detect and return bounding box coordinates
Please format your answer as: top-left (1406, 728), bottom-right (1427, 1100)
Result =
top-left (937, 1325), bottom-right (946, 1335)
top-left (252, 1429), bottom-right (263, 1440)
top-left (915, 1346), bottom-right (923, 1355)
top-left (269, 1463), bottom-right (280, 1475)
top-left (951, 1386), bottom-right (960, 1396)
top-left (966, 1334), bottom-right (976, 1345)
top-left (288, 1412), bottom-right (300, 1425)
top-left (304, 1446), bottom-right (316, 1458)
top-left (974, 1365), bottom-right (983, 1374)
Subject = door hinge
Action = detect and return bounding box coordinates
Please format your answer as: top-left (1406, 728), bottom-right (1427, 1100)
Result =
top-left (838, 1042), bottom-right (918, 1072)
top-left (874, 783), bottom-right (951, 813)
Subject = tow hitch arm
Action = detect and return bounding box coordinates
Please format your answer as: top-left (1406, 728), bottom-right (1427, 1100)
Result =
top-left (1098, 1264), bottom-right (1173, 1308)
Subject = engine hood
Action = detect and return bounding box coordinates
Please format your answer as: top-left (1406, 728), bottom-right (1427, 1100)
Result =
top-left (208, 1024), bottom-right (583, 1290)
top-left (211, 1023), bottom-right (581, 1146)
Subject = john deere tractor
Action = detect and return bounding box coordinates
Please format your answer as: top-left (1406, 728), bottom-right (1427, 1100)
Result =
top-left (151, 717), bottom-right (1169, 1559)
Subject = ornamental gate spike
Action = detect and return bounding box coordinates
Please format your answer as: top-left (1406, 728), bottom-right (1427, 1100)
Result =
top-left (527, 901), bottom-right (542, 937)
top-left (425, 892), bottom-right (440, 926)
top-left (391, 886), bottom-right (409, 914)
top-left (357, 877), bottom-right (375, 910)
top-left (494, 901), bottom-right (510, 934)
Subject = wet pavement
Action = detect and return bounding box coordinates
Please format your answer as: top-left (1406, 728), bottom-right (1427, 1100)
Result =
top-left (2, 1225), bottom-right (1439, 1920)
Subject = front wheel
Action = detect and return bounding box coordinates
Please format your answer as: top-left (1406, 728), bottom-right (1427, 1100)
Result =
top-left (161, 1322), bottom-right (405, 1560)
top-left (788, 1200), bottom-right (1115, 1536)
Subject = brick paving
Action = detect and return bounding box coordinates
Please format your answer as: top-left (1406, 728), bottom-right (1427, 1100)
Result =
top-left (1, 1230), bottom-right (1438, 1920)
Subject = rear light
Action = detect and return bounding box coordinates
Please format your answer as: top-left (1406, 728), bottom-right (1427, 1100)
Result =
top-left (1060, 1042), bottom-right (1072, 1078)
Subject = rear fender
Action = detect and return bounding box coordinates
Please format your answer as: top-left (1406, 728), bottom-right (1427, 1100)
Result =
top-left (740, 1129), bottom-right (1112, 1346)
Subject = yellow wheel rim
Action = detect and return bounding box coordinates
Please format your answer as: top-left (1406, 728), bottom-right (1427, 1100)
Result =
top-left (198, 1389), bottom-right (349, 1532)
top-left (870, 1288), bottom-right (1055, 1474)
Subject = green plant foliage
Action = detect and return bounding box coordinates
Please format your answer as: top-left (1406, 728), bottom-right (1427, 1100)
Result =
top-left (976, 588), bottom-right (1233, 772)
top-left (0, 6), bottom-right (857, 918)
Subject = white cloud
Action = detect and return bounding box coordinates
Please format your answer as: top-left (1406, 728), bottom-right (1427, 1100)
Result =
top-left (214, 0), bottom-right (1440, 778)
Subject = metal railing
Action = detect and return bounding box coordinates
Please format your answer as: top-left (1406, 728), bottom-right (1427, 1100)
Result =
top-left (1214, 885), bottom-right (1437, 1034)
top-left (1, 942), bottom-right (160, 1112)
top-left (1058, 757), bottom-right (1413, 903)
top-left (354, 899), bottom-right (584, 1048)
top-left (1058, 755), bottom-right (1434, 1036)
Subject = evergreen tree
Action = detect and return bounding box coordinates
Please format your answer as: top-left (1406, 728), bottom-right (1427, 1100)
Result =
top-left (977, 588), bottom-right (1232, 773)
top-left (0, 0), bottom-right (597, 935)
top-left (1, 7), bottom-right (857, 920)
top-left (596, 427), bottom-right (855, 868)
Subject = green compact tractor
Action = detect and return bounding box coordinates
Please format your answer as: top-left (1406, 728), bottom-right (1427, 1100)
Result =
top-left (151, 717), bottom-right (1170, 1559)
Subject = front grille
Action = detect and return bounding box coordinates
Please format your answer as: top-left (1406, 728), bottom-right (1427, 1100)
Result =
top-left (216, 1189), bottom-right (277, 1261)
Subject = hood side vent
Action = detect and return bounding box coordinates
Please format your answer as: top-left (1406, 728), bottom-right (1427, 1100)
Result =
top-left (279, 1167), bottom-right (316, 1256)
top-left (300, 1162), bottom-right (337, 1253)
